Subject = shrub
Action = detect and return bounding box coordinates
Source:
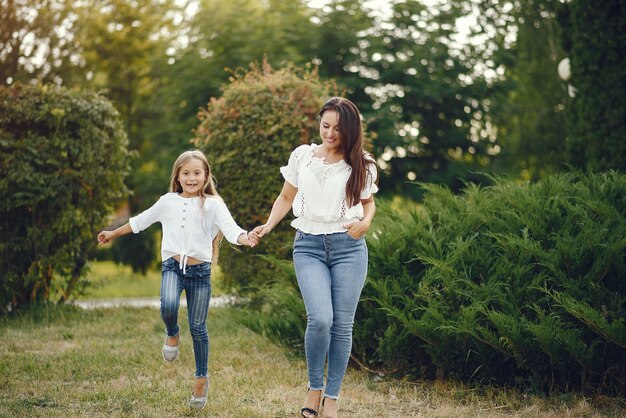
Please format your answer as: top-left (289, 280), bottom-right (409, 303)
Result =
top-left (192, 60), bottom-right (336, 291)
top-left (365, 171), bottom-right (626, 394)
top-left (0, 84), bottom-right (132, 313)
top-left (238, 171), bottom-right (626, 395)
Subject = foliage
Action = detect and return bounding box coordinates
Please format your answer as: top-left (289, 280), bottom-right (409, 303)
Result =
top-left (0, 0), bottom-right (78, 85)
top-left (192, 60), bottom-right (336, 291)
top-left (368, 171), bottom-right (626, 394)
top-left (559, 0), bottom-right (626, 172)
top-left (232, 256), bottom-right (306, 350)
top-left (482, 0), bottom-right (570, 180)
top-left (310, 0), bottom-right (374, 99)
top-left (238, 172), bottom-right (626, 395)
top-left (70, 0), bottom-right (181, 273)
top-left (0, 83), bottom-right (131, 313)
top-left (360, 1), bottom-right (495, 197)
top-left (162, 0), bottom-right (316, 137)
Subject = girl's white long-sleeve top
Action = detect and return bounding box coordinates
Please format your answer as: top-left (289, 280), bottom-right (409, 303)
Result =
top-left (129, 193), bottom-right (245, 271)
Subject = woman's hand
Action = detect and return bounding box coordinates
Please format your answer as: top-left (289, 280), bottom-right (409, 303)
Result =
top-left (343, 219), bottom-right (370, 239)
top-left (252, 224), bottom-right (273, 238)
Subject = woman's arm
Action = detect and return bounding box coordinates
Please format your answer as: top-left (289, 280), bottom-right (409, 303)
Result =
top-left (97, 223), bottom-right (133, 245)
top-left (344, 196), bottom-right (376, 239)
top-left (253, 181), bottom-right (298, 238)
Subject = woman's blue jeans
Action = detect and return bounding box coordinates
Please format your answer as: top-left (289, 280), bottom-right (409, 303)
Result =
top-left (160, 257), bottom-right (212, 378)
top-left (293, 230), bottom-right (368, 400)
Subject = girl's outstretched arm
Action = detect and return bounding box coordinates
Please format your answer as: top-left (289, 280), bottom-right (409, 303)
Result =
top-left (253, 181), bottom-right (297, 238)
top-left (97, 223), bottom-right (132, 245)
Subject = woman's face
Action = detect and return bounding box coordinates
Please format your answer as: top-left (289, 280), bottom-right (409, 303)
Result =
top-left (177, 158), bottom-right (207, 197)
top-left (319, 110), bottom-right (342, 153)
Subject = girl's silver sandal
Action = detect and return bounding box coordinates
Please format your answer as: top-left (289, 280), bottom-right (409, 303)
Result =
top-left (189, 380), bottom-right (209, 410)
top-left (162, 335), bottom-right (179, 362)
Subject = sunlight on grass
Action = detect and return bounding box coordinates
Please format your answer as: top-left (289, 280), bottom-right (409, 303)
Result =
top-left (81, 261), bottom-right (226, 299)
top-left (0, 305), bottom-right (623, 417)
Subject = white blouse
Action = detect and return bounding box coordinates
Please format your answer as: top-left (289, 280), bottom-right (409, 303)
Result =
top-left (129, 193), bottom-right (245, 272)
top-left (280, 143), bottom-right (378, 234)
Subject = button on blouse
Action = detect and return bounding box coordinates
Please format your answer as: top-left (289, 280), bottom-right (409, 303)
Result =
top-left (129, 193), bottom-right (246, 267)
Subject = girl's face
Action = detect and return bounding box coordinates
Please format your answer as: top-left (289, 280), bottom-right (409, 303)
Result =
top-left (319, 110), bottom-right (342, 153)
top-left (177, 158), bottom-right (207, 198)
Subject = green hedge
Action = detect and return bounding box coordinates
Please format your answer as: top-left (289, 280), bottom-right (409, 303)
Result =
top-left (192, 61), bottom-right (335, 291)
top-left (0, 84), bottom-right (132, 313)
top-left (238, 171), bottom-right (626, 395)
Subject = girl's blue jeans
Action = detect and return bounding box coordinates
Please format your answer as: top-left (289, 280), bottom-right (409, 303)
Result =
top-left (160, 257), bottom-right (212, 378)
top-left (293, 230), bottom-right (368, 400)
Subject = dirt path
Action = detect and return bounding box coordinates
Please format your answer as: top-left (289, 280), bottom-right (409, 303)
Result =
top-left (71, 295), bottom-right (240, 309)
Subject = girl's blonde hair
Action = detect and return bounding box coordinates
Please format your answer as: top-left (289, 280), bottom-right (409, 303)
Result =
top-left (169, 149), bottom-right (224, 263)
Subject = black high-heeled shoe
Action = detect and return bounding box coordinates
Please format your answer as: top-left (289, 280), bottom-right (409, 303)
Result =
top-left (300, 389), bottom-right (321, 417)
top-left (301, 407), bottom-right (318, 417)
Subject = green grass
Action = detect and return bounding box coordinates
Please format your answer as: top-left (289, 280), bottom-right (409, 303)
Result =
top-left (0, 304), bottom-right (624, 417)
top-left (79, 261), bottom-right (227, 299)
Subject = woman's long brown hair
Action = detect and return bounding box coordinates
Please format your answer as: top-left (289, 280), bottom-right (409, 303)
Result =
top-left (318, 97), bottom-right (376, 207)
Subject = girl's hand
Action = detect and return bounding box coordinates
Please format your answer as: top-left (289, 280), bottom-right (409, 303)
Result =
top-left (343, 220), bottom-right (370, 239)
top-left (246, 231), bottom-right (259, 247)
top-left (97, 230), bottom-right (114, 245)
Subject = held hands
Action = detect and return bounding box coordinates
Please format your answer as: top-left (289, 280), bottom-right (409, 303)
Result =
top-left (252, 224), bottom-right (272, 238)
top-left (242, 224), bottom-right (272, 247)
top-left (243, 231), bottom-right (259, 248)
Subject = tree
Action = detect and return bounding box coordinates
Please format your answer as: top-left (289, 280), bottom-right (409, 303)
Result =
top-left (310, 0), bottom-right (375, 101)
top-left (361, 1), bottom-right (493, 196)
top-left (0, 83), bottom-right (131, 313)
top-left (193, 61), bottom-right (335, 290)
top-left (560, 0), bottom-right (626, 172)
top-left (72, 0), bottom-right (180, 272)
top-left (471, 0), bottom-right (570, 180)
top-left (0, 0), bottom-right (78, 85)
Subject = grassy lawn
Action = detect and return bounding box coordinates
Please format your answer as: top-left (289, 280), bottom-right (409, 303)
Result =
top-left (1, 304), bottom-right (624, 417)
top-left (78, 261), bottom-right (227, 299)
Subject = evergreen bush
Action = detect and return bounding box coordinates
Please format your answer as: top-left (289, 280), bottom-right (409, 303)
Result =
top-left (192, 60), bottom-right (335, 291)
top-left (239, 172), bottom-right (626, 395)
top-left (0, 84), bottom-right (131, 313)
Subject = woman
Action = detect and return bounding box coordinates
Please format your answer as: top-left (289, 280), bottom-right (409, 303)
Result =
top-left (252, 97), bottom-right (378, 418)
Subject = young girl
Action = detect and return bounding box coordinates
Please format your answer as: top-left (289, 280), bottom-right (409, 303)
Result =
top-left (97, 149), bottom-right (256, 410)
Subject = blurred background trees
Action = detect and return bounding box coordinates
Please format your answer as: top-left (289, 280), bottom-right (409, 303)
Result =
top-left (2, 0), bottom-right (623, 290)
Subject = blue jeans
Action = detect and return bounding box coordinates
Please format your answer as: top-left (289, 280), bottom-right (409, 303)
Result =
top-left (293, 230), bottom-right (368, 399)
top-left (160, 257), bottom-right (212, 378)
